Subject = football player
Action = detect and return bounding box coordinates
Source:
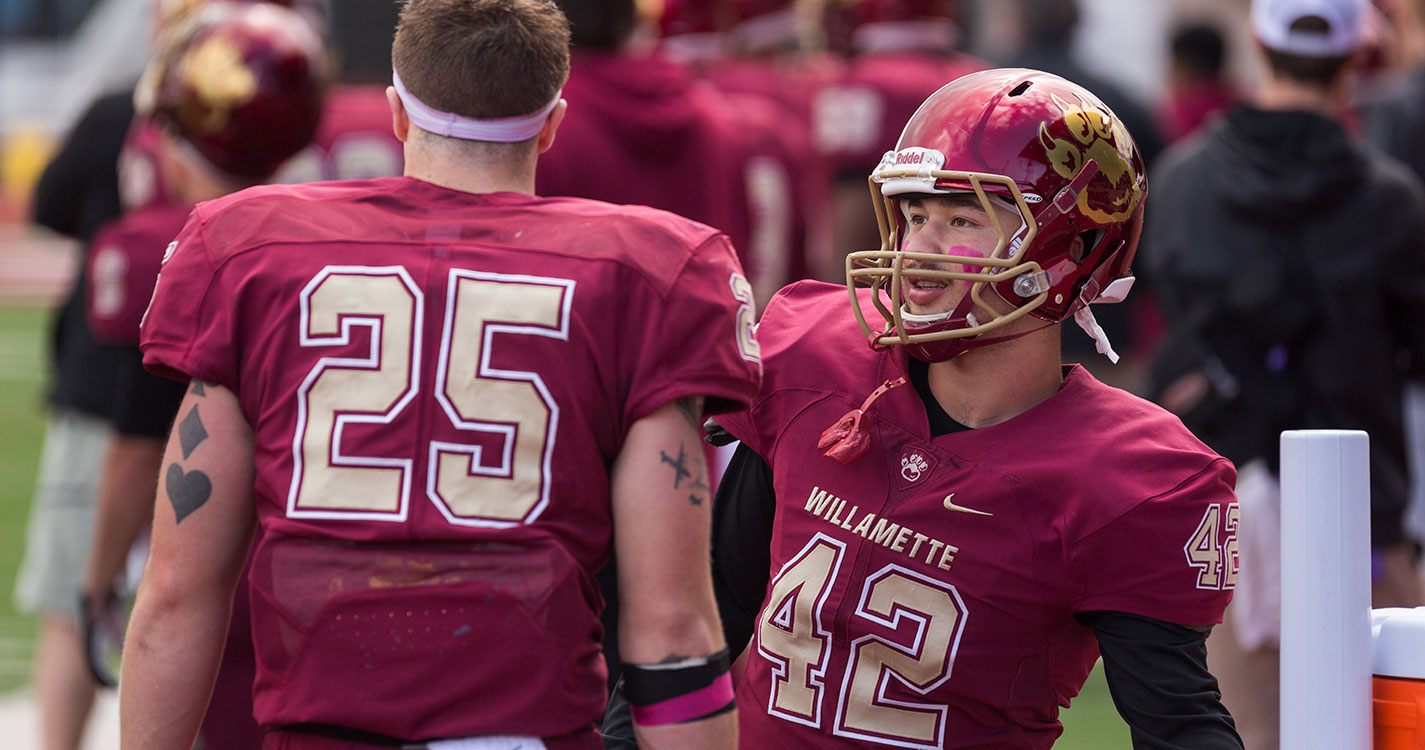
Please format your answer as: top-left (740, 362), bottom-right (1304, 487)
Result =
top-left (80, 4), bottom-right (326, 748)
top-left (121, 1), bottom-right (761, 749)
top-left (710, 69), bottom-right (1245, 748)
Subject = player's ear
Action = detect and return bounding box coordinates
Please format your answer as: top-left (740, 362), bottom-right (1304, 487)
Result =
top-left (386, 86), bottom-right (410, 142)
top-left (535, 98), bottom-right (567, 154)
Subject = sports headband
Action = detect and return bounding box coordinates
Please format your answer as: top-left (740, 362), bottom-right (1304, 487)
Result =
top-left (391, 69), bottom-right (561, 142)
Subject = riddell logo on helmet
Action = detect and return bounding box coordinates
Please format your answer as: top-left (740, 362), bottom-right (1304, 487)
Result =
top-left (891, 147), bottom-right (944, 168)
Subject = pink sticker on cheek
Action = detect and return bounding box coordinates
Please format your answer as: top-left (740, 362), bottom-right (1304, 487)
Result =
top-left (948, 245), bottom-right (987, 274)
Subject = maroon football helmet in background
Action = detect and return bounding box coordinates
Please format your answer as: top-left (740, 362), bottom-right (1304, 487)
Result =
top-left (140, 1), bottom-right (326, 180)
top-left (848, 68), bottom-right (1146, 362)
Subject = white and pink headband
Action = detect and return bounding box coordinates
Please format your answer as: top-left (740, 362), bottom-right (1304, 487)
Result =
top-left (392, 68), bottom-right (561, 142)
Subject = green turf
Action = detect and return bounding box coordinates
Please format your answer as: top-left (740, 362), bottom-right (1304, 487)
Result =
top-left (1058, 662), bottom-right (1132, 749)
top-left (0, 306), bottom-right (49, 693)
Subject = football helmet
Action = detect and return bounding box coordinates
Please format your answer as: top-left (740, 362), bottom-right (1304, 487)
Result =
top-left (142, 1), bottom-right (326, 180)
top-left (848, 68), bottom-right (1146, 362)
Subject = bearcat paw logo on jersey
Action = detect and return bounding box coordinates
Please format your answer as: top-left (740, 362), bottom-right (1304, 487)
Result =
top-left (179, 34), bottom-right (257, 135)
top-left (1037, 91), bottom-right (1141, 224)
top-left (900, 452), bottom-right (930, 482)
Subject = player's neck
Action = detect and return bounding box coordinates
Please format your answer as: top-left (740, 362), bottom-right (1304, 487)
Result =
top-left (403, 139), bottom-right (539, 195)
top-left (924, 326), bottom-right (1064, 429)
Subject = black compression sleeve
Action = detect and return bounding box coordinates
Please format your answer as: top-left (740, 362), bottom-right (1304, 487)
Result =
top-left (711, 442), bottom-right (776, 657)
top-left (1079, 610), bottom-right (1242, 750)
top-left (109, 346), bottom-right (186, 438)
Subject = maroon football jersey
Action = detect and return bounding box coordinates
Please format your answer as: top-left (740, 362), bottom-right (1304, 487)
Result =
top-left (718, 282), bottom-right (1238, 750)
top-left (86, 203), bottom-right (190, 345)
top-left (275, 84), bottom-right (405, 183)
top-left (140, 177), bottom-right (763, 743)
top-left (813, 52), bottom-right (988, 175)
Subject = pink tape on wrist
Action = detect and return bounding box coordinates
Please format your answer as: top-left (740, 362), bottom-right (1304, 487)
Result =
top-left (630, 672), bottom-right (734, 726)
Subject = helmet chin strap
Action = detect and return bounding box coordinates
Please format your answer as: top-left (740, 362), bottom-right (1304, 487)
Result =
top-left (1070, 275), bottom-right (1135, 363)
top-left (1073, 307), bottom-right (1119, 363)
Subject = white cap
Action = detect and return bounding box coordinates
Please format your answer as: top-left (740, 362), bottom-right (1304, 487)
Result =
top-left (1251, 0), bottom-right (1366, 57)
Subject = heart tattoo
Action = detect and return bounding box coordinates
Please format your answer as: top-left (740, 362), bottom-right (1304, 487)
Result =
top-left (166, 464), bottom-right (212, 524)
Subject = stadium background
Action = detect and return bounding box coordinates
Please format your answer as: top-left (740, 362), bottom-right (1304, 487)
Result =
top-left (0, 0), bottom-right (1258, 745)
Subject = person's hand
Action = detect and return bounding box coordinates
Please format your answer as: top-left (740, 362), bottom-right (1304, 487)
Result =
top-left (79, 589), bottom-right (126, 688)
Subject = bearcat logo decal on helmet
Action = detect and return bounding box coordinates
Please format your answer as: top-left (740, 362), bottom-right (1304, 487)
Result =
top-left (179, 34), bottom-right (259, 135)
top-left (1038, 91), bottom-right (1141, 224)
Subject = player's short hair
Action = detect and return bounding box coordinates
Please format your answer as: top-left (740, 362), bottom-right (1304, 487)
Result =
top-left (392, 0), bottom-right (570, 120)
top-left (1262, 16), bottom-right (1352, 84)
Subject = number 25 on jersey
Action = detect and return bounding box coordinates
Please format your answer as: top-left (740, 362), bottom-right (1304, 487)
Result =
top-left (287, 265), bottom-right (572, 528)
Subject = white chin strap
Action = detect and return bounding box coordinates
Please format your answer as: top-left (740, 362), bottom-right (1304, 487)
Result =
top-left (1073, 276), bottom-right (1135, 364)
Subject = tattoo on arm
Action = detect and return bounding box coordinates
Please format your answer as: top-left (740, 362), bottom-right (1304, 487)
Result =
top-left (659, 443), bottom-right (693, 488)
top-left (178, 406), bottom-right (209, 460)
top-left (165, 463), bottom-right (212, 524)
top-left (659, 441), bottom-right (711, 506)
top-left (167, 394), bottom-right (219, 524)
top-left (189, 380), bottom-right (213, 397)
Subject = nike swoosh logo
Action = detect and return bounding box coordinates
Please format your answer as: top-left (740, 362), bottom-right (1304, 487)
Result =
top-left (943, 493), bottom-right (992, 516)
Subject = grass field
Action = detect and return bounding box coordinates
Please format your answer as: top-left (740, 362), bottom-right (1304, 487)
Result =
top-left (0, 303), bottom-right (1130, 747)
top-left (0, 305), bottom-right (48, 694)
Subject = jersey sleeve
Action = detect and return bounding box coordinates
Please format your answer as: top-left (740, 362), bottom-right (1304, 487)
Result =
top-left (138, 213), bottom-right (240, 389)
top-left (623, 234), bottom-right (762, 424)
top-left (1074, 458), bottom-right (1238, 627)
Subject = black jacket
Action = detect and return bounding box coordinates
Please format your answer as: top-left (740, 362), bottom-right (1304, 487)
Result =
top-left (1145, 106), bottom-right (1425, 547)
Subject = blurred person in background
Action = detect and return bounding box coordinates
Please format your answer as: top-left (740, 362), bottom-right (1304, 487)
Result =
top-left (274, 0), bottom-right (404, 183)
top-left (812, 0), bottom-right (987, 276)
top-left (78, 5), bottom-right (326, 750)
top-left (1145, 0), bottom-right (1425, 746)
top-left (539, 0), bottom-right (756, 273)
top-left (19, 57), bottom-right (131, 750)
top-left (1361, 0), bottom-right (1425, 585)
top-left (1159, 21), bottom-right (1241, 144)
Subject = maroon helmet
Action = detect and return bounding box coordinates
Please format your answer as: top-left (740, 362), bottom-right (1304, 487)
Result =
top-left (144, 1), bottom-right (326, 180)
top-left (847, 68), bottom-right (1146, 362)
